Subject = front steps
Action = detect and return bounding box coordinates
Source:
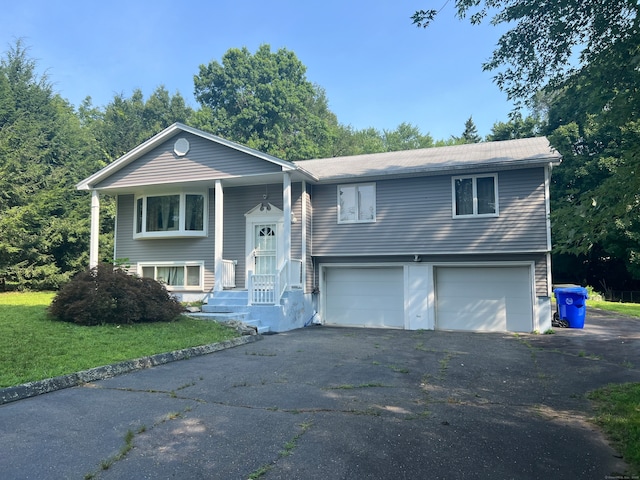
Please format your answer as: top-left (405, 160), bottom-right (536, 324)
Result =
top-left (187, 289), bottom-right (315, 334)
top-left (189, 291), bottom-right (271, 334)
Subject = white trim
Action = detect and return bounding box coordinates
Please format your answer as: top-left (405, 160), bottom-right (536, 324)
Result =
top-left (283, 173), bottom-right (292, 279)
top-left (451, 173), bottom-right (499, 218)
top-left (133, 190), bottom-right (208, 239)
top-left (337, 182), bottom-right (376, 224)
top-left (214, 180), bottom-right (224, 292)
top-left (311, 249), bottom-right (551, 257)
top-left (546, 252), bottom-right (553, 297)
top-left (544, 163), bottom-right (553, 251)
top-left (244, 203), bottom-right (284, 288)
top-left (137, 261), bottom-right (205, 291)
top-left (90, 190), bottom-right (100, 268)
top-left (301, 180), bottom-right (307, 293)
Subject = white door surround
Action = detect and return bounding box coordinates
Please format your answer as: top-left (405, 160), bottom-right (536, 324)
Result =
top-left (245, 203), bottom-right (284, 288)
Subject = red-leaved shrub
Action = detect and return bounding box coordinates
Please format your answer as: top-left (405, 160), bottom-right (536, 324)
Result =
top-left (49, 264), bottom-right (184, 325)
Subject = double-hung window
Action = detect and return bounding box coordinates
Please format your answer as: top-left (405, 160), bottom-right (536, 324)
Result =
top-left (135, 192), bottom-right (206, 238)
top-left (452, 174), bottom-right (498, 217)
top-left (337, 183), bottom-right (376, 223)
top-left (139, 263), bottom-right (203, 290)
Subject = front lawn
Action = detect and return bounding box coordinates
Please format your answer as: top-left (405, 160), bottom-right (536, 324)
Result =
top-left (0, 292), bottom-right (239, 388)
top-left (589, 383), bottom-right (640, 474)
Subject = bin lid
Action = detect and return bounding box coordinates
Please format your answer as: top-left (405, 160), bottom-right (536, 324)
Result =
top-left (554, 286), bottom-right (589, 298)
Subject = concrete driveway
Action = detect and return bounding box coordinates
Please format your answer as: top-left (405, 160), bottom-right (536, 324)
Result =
top-left (1, 309), bottom-right (639, 479)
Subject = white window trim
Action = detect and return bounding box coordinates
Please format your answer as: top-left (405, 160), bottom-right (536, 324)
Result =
top-left (137, 261), bottom-right (205, 291)
top-left (337, 182), bottom-right (376, 224)
top-left (134, 191), bottom-right (208, 239)
top-left (451, 174), bottom-right (499, 218)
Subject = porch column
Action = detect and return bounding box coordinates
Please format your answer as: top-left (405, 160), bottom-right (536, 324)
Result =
top-left (283, 173), bottom-right (292, 282)
top-left (89, 190), bottom-right (100, 268)
top-left (214, 180), bottom-right (224, 292)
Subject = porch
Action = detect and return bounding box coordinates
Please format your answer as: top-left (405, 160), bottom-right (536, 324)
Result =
top-left (219, 257), bottom-right (304, 305)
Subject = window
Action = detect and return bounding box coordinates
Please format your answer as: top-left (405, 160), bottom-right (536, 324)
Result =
top-left (452, 174), bottom-right (498, 217)
top-left (135, 192), bottom-right (207, 238)
top-left (139, 263), bottom-right (203, 290)
top-left (338, 183), bottom-right (376, 223)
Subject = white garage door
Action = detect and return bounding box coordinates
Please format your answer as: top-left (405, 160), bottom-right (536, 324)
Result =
top-left (324, 267), bottom-right (404, 328)
top-left (435, 266), bottom-right (533, 332)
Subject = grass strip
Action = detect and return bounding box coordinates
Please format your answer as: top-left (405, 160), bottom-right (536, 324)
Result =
top-left (588, 383), bottom-right (640, 474)
top-left (0, 292), bottom-right (239, 387)
top-left (588, 300), bottom-right (640, 318)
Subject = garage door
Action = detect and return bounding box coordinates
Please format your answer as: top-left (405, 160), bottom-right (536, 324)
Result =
top-left (324, 267), bottom-right (404, 328)
top-left (435, 266), bottom-right (533, 332)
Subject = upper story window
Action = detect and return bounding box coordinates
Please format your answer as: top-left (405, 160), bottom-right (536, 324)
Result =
top-left (338, 183), bottom-right (376, 223)
top-left (452, 174), bottom-right (498, 217)
top-left (135, 192), bottom-right (207, 238)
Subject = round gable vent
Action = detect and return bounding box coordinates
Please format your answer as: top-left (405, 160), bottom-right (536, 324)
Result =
top-left (174, 138), bottom-right (190, 156)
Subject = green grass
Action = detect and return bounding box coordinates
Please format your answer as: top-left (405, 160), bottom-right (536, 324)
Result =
top-left (0, 292), bottom-right (239, 388)
top-left (589, 383), bottom-right (640, 473)
top-left (588, 299), bottom-right (640, 318)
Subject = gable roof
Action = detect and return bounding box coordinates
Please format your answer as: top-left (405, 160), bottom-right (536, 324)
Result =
top-left (76, 123), bottom-right (298, 190)
top-left (294, 137), bottom-right (561, 182)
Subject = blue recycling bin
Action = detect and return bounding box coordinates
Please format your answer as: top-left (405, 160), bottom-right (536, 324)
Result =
top-left (554, 286), bottom-right (589, 328)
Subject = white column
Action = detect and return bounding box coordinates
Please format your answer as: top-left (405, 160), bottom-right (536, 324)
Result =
top-left (283, 173), bottom-right (292, 286)
top-left (301, 180), bottom-right (307, 292)
top-left (214, 180), bottom-right (224, 292)
top-left (89, 190), bottom-right (100, 268)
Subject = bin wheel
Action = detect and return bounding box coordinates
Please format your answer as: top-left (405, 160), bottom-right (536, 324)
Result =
top-left (552, 312), bottom-right (569, 328)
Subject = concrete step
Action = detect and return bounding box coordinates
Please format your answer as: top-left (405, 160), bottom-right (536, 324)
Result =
top-left (186, 312), bottom-right (270, 334)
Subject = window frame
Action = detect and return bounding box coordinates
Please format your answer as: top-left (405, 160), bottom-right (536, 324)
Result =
top-left (134, 191), bottom-right (208, 239)
top-left (337, 183), bottom-right (376, 224)
top-left (137, 262), bottom-right (204, 291)
top-left (451, 174), bottom-right (499, 218)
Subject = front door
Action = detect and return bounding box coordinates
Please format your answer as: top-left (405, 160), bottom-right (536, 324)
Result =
top-left (244, 202), bottom-right (284, 289)
top-left (254, 223), bottom-right (277, 275)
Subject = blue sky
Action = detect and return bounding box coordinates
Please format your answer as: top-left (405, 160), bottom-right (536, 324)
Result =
top-left (2, 1), bottom-right (514, 141)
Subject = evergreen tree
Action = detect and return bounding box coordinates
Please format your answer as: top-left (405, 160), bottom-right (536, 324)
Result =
top-left (460, 116), bottom-right (482, 143)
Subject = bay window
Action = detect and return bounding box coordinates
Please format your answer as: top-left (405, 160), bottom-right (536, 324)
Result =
top-left (135, 192), bottom-right (207, 238)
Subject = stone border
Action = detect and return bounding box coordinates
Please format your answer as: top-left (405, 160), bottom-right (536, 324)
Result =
top-left (0, 335), bottom-right (262, 405)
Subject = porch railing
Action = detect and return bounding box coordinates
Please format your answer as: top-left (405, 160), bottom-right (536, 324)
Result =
top-left (221, 259), bottom-right (237, 288)
top-left (248, 258), bottom-right (304, 305)
top-left (249, 273), bottom-right (276, 305)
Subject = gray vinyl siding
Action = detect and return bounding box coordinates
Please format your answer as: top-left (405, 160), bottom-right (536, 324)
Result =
top-left (315, 253), bottom-right (548, 297)
top-left (97, 133), bottom-right (282, 189)
top-left (115, 193), bottom-right (215, 290)
top-left (312, 168), bottom-right (548, 256)
top-left (221, 183), bottom-right (304, 288)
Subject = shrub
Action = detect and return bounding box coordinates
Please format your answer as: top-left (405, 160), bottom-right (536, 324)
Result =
top-left (48, 264), bottom-right (185, 325)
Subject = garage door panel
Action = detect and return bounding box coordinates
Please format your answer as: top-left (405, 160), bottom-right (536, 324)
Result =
top-left (436, 266), bottom-right (532, 332)
top-left (325, 267), bottom-right (404, 328)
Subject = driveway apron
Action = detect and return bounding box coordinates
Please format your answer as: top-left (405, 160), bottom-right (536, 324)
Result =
top-left (1, 309), bottom-right (638, 479)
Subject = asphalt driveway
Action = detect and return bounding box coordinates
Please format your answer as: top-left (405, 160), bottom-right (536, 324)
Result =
top-left (1, 309), bottom-right (639, 479)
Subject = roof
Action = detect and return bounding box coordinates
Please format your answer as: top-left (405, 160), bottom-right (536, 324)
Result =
top-left (77, 126), bottom-right (561, 191)
top-left (294, 137), bottom-right (561, 182)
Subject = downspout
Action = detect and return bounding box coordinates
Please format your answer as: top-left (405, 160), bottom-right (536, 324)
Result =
top-left (545, 162), bottom-right (553, 297)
